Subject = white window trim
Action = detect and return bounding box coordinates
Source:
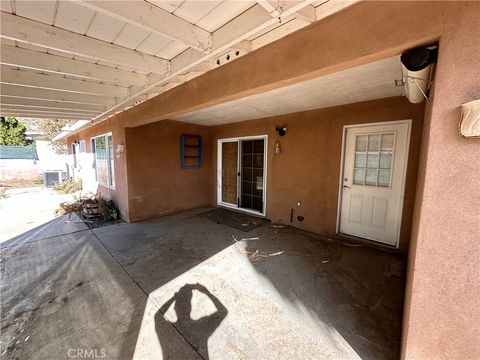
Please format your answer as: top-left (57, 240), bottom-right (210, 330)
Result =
top-left (79, 140), bottom-right (86, 153)
top-left (90, 132), bottom-right (115, 190)
top-left (217, 135), bottom-right (268, 217)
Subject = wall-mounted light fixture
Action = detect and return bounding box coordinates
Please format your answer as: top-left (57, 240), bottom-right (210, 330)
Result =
top-left (459, 99), bottom-right (480, 138)
top-left (116, 144), bottom-right (124, 156)
top-left (276, 126), bottom-right (287, 136)
top-left (274, 141), bottom-right (281, 155)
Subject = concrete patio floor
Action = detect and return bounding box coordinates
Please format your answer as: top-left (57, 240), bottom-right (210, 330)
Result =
top-left (0, 207), bottom-right (405, 360)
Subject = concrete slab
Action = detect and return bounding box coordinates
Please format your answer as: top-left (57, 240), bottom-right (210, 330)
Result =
top-left (93, 207), bottom-right (405, 359)
top-left (0, 230), bottom-right (200, 360)
top-left (0, 213), bottom-right (88, 249)
top-left (1, 207), bottom-right (405, 359)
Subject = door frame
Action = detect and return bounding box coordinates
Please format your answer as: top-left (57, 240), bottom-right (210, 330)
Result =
top-left (336, 120), bottom-right (412, 247)
top-left (217, 135), bottom-right (268, 216)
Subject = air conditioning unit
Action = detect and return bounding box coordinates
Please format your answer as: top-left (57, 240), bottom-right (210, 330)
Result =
top-left (43, 170), bottom-right (66, 187)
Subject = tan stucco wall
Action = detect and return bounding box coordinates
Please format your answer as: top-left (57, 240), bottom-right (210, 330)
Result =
top-left (210, 97), bottom-right (424, 253)
top-left (125, 120), bottom-right (211, 221)
top-left (67, 114), bottom-right (129, 220)
top-left (401, 3), bottom-right (480, 359)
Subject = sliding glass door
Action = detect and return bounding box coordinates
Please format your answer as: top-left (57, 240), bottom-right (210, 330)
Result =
top-left (218, 136), bottom-right (266, 214)
top-left (221, 141), bottom-right (238, 205)
top-left (240, 139), bottom-right (264, 212)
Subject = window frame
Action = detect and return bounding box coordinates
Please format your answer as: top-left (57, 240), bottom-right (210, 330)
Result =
top-left (90, 132), bottom-right (115, 189)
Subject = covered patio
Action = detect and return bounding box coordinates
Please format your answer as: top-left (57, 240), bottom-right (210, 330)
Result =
top-left (1, 1), bottom-right (479, 359)
top-left (1, 207), bottom-right (404, 359)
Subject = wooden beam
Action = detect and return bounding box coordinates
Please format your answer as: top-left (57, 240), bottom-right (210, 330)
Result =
top-left (0, 12), bottom-right (169, 74)
top-left (256, 0), bottom-right (281, 17)
top-left (0, 96), bottom-right (106, 112)
top-left (258, 1), bottom-right (316, 23)
top-left (315, 0), bottom-right (360, 21)
top-left (0, 84), bottom-right (116, 106)
top-left (80, 1), bottom-right (212, 52)
top-left (1, 44), bottom-right (148, 87)
top-left (0, 110), bottom-right (92, 120)
top-left (1, 67), bottom-right (129, 97)
top-left (0, 105), bottom-right (98, 115)
top-left (94, 1), bottom-right (318, 121)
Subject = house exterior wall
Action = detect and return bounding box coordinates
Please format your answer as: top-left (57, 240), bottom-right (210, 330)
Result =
top-left (64, 2), bottom-right (480, 358)
top-left (401, 3), bottom-right (480, 359)
top-left (209, 96), bottom-right (424, 253)
top-left (67, 115), bottom-right (129, 220)
top-left (125, 120), bottom-right (211, 222)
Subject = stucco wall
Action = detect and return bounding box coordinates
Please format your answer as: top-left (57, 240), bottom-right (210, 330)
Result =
top-left (125, 120), bottom-right (211, 221)
top-left (210, 96), bottom-right (424, 253)
top-left (67, 114), bottom-right (129, 220)
top-left (401, 2), bottom-right (480, 359)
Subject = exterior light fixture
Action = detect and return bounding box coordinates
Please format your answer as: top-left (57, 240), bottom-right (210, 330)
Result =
top-left (459, 99), bottom-right (480, 138)
top-left (274, 142), bottom-right (281, 155)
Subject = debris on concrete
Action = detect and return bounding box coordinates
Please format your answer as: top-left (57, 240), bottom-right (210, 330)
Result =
top-left (246, 249), bottom-right (285, 262)
top-left (56, 194), bottom-right (121, 229)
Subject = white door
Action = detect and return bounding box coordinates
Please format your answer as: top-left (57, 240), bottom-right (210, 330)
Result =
top-left (339, 121), bottom-right (410, 246)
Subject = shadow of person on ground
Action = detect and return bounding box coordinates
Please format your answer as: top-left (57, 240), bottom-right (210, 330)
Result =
top-left (155, 283), bottom-right (227, 359)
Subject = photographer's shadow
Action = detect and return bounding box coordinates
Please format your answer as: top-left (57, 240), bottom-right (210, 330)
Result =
top-left (155, 283), bottom-right (228, 359)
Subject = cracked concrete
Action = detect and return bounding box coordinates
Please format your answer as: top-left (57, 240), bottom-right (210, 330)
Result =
top-left (1, 207), bottom-right (405, 359)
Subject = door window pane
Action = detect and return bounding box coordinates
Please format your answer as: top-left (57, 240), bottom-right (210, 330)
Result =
top-left (241, 139), bottom-right (264, 212)
top-left (354, 153), bottom-right (366, 168)
top-left (353, 168), bottom-right (365, 185)
top-left (381, 133), bottom-right (394, 150)
top-left (221, 142), bottom-right (238, 204)
top-left (378, 169), bottom-right (391, 187)
top-left (353, 132), bottom-right (395, 187)
top-left (367, 153), bottom-right (379, 168)
top-left (365, 169), bottom-right (378, 185)
top-left (356, 135), bottom-right (367, 151)
top-left (379, 153), bottom-right (392, 169)
top-left (368, 134), bottom-right (381, 151)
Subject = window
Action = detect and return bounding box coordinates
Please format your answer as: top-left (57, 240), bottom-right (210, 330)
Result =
top-left (180, 135), bottom-right (202, 169)
top-left (79, 140), bottom-right (86, 153)
top-left (72, 142), bottom-right (79, 168)
top-left (353, 132), bottom-right (395, 187)
top-left (92, 133), bottom-right (115, 188)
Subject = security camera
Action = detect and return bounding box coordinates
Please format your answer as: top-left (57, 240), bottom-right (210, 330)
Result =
top-left (276, 126), bottom-right (287, 136)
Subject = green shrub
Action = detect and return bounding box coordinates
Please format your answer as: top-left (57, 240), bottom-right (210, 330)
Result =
top-left (53, 179), bottom-right (82, 194)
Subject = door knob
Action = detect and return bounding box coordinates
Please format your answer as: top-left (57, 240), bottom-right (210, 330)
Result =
top-left (343, 185), bottom-right (350, 190)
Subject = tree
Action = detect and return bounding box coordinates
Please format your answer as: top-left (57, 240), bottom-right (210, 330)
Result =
top-left (39, 118), bottom-right (74, 154)
top-left (0, 117), bottom-right (33, 146)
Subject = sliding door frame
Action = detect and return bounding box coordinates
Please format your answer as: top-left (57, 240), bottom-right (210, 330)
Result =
top-left (217, 135), bottom-right (268, 216)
